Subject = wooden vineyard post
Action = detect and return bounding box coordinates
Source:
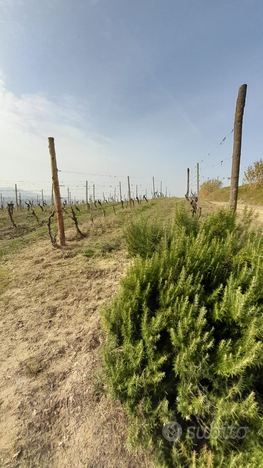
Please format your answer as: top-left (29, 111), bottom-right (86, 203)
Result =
top-left (127, 176), bottom-right (132, 208)
top-left (86, 181), bottom-right (88, 210)
top-left (48, 137), bottom-right (66, 246)
top-left (15, 184), bottom-right (18, 210)
top-left (185, 168), bottom-right (190, 199)
top-left (229, 84), bottom-right (247, 212)
top-left (197, 163), bottom-right (200, 201)
top-left (119, 181), bottom-right (122, 202)
top-left (152, 176), bottom-right (155, 198)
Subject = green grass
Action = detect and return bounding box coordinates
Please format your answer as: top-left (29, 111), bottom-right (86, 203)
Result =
top-left (203, 183), bottom-right (263, 205)
top-left (83, 248), bottom-right (95, 258)
top-left (0, 198), bottom-right (182, 260)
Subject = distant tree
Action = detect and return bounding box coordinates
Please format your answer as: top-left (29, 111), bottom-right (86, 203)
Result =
top-left (199, 178), bottom-right (222, 200)
top-left (243, 159), bottom-right (263, 188)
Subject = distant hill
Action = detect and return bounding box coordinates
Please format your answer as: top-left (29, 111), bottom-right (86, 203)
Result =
top-left (202, 184), bottom-right (263, 206)
top-left (0, 187), bottom-right (49, 205)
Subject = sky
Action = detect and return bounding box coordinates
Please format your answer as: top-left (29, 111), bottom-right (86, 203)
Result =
top-left (0, 0), bottom-right (262, 200)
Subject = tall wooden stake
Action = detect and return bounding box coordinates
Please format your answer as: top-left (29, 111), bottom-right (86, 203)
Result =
top-left (185, 168), bottom-right (190, 199)
top-left (41, 189), bottom-right (44, 206)
top-left (152, 176), bottom-right (155, 198)
top-left (197, 163), bottom-right (200, 200)
top-left (127, 176), bottom-right (132, 208)
top-left (119, 181), bottom-right (122, 201)
top-left (15, 184), bottom-right (18, 209)
top-left (48, 137), bottom-right (65, 246)
top-left (86, 181), bottom-right (88, 210)
top-left (229, 84), bottom-right (247, 212)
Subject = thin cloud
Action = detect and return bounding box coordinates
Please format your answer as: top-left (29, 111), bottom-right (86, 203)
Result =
top-left (0, 72), bottom-right (110, 182)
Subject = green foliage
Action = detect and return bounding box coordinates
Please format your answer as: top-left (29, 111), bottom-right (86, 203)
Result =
top-left (244, 159), bottom-right (263, 188)
top-left (199, 178), bottom-right (223, 200)
top-left (124, 217), bottom-right (166, 258)
top-left (84, 248), bottom-right (95, 258)
top-left (102, 207), bottom-right (263, 468)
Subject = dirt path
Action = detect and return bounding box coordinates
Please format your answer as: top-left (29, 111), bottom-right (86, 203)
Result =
top-left (0, 239), bottom-right (153, 467)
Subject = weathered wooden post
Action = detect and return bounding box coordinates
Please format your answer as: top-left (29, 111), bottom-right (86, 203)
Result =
top-left (48, 137), bottom-right (66, 246)
top-left (197, 163), bottom-right (200, 201)
top-left (127, 176), bottom-right (132, 208)
top-left (229, 84), bottom-right (247, 212)
top-left (15, 184), bottom-right (18, 210)
top-left (185, 168), bottom-right (190, 199)
top-left (86, 181), bottom-right (88, 210)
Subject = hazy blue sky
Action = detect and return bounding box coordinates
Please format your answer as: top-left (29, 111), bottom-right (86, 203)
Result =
top-left (0, 0), bottom-right (262, 199)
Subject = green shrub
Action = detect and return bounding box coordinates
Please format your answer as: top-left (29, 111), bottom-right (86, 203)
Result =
top-left (124, 217), bottom-right (166, 258)
top-left (102, 208), bottom-right (263, 468)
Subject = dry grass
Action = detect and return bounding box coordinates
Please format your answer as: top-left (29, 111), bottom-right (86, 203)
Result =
top-left (0, 198), bottom-right (178, 468)
top-left (1, 197), bottom-right (261, 468)
top-left (0, 238), bottom-right (156, 467)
